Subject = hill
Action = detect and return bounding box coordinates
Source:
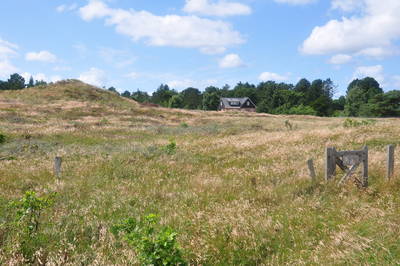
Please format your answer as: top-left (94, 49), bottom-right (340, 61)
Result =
top-left (1, 81), bottom-right (400, 264)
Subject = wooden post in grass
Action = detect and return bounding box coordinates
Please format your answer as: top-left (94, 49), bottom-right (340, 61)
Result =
top-left (307, 159), bottom-right (316, 183)
top-left (54, 156), bottom-right (62, 178)
top-left (325, 147), bottom-right (336, 181)
top-left (387, 145), bottom-right (395, 180)
top-left (362, 146), bottom-right (368, 187)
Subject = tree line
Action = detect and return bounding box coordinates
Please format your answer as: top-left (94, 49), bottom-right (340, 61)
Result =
top-left (115, 77), bottom-right (400, 117)
top-left (1, 72), bottom-right (399, 117)
top-left (0, 73), bottom-right (47, 91)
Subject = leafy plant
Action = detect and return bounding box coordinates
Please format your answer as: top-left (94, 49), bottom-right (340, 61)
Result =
top-left (8, 191), bottom-right (56, 262)
top-left (180, 122), bottom-right (189, 128)
top-left (163, 140), bottom-right (177, 155)
top-left (112, 214), bottom-right (186, 265)
top-left (343, 118), bottom-right (375, 128)
top-left (284, 120), bottom-right (293, 130)
top-left (0, 132), bottom-right (6, 144)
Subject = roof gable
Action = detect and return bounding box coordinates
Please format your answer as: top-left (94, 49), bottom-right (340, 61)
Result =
top-left (220, 97), bottom-right (255, 108)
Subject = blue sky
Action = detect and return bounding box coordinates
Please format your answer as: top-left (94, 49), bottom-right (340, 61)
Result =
top-left (1, 0), bottom-right (400, 96)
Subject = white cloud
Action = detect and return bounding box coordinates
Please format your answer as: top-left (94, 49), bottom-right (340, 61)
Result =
top-left (352, 65), bottom-right (384, 84)
top-left (219, 53), bottom-right (244, 68)
top-left (0, 39), bottom-right (18, 78)
top-left (328, 54), bottom-right (352, 64)
top-left (331, 0), bottom-right (364, 12)
top-left (0, 39), bottom-right (18, 59)
top-left (79, 0), bottom-right (244, 54)
top-left (78, 67), bottom-right (107, 87)
top-left (0, 60), bottom-right (18, 79)
top-left (274, 0), bottom-right (316, 5)
top-left (301, 0), bottom-right (400, 57)
top-left (57, 3), bottom-right (78, 13)
top-left (183, 0), bottom-right (251, 17)
top-left (25, 51), bottom-right (57, 63)
top-left (258, 71), bottom-right (289, 82)
top-left (356, 47), bottom-right (397, 59)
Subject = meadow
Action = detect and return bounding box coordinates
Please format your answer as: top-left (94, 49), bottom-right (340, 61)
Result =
top-left (1, 80), bottom-right (400, 265)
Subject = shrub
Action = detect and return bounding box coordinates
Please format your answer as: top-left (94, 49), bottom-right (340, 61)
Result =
top-left (343, 118), bottom-right (375, 128)
top-left (163, 140), bottom-right (177, 155)
top-left (8, 191), bottom-right (56, 262)
top-left (111, 214), bottom-right (186, 266)
top-left (0, 132), bottom-right (6, 144)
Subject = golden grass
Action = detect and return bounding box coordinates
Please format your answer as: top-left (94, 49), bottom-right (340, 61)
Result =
top-left (1, 81), bottom-right (400, 264)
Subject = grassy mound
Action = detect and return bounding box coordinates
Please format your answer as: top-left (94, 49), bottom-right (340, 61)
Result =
top-left (1, 81), bottom-right (400, 264)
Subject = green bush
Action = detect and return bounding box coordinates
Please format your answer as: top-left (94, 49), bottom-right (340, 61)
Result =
top-left (0, 132), bottom-right (6, 144)
top-left (343, 118), bottom-right (376, 128)
top-left (111, 214), bottom-right (186, 265)
top-left (8, 191), bottom-right (56, 262)
top-left (163, 140), bottom-right (177, 155)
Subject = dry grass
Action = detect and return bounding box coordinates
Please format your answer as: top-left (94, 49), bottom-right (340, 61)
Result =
top-left (1, 81), bottom-right (400, 265)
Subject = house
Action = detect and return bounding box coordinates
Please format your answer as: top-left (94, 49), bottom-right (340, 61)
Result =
top-left (218, 97), bottom-right (256, 112)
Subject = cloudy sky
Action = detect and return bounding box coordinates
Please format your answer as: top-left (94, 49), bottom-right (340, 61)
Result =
top-left (1, 0), bottom-right (400, 96)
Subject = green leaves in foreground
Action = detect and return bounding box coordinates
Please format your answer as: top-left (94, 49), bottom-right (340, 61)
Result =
top-left (111, 214), bottom-right (187, 266)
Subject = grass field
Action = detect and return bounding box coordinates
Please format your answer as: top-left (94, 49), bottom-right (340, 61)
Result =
top-left (1, 80), bottom-right (400, 265)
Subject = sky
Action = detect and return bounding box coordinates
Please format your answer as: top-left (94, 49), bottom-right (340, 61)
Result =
top-left (1, 0), bottom-right (400, 96)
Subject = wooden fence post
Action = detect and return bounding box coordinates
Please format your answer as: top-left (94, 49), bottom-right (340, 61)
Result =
top-left (387, 144), bottom-right (395, 179)
top-left (325, 147), bottom-right (336, 180)
top-left (307, 159), bottom-right (316, 183)
top-left (362, 146), bottom-right (368, 187)
top-left (54, 156), bottom-right (62, 178)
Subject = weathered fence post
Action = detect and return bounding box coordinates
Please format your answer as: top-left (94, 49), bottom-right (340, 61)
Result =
top-left (325, 147), bottom-right (336, 180)
top-left (387, 144), bottom-right (395, 179)
top-left (362, 146), bottom-right (368, 187)
top-left (54, 156), bottom-right (62, 178)
top-left (307, 159), bottom-right (316, 183)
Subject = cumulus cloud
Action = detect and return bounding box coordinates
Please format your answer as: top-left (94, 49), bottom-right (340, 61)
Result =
top-left (56, 3), bottom-right (78, 13)
top-left (79, 0), bottom-right (244, 54)
top-left (328, 54), bottom-right (352, 64)
top-left (258, 72), bottom-right (289, 82)
top-left (331, 0), bottom-right (364, 12)
top-left (183, 0), bottom-right (251, 17)
top-left (79, 67), bottom-right (107, 86)
top-left (301, 0), bottom-right (400, 58)
top-left (352, 65), bottom-right (384, 84)
top-left (0, 60), bottom-right (18, 79)
top-left (219, 53), bottom-right (244, 68)
top-left (274, 0), bottom-right (316, 5)
top-left (25, 51), bottom-right (57, 63)
top-left (0, 39), bottom-right (18, 78)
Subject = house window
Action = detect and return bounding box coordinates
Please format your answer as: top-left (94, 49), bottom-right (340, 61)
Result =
top-left (229, 101), bottom-right (240, 106)
top-left (246, 101), bottom-right (250, 106)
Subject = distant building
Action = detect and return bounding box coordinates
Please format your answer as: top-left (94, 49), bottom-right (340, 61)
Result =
top-left (218, 97), bottom-right (256, 112)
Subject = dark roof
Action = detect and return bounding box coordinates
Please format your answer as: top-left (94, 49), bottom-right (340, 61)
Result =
top-left (220, 97), bottom-right (255, 108)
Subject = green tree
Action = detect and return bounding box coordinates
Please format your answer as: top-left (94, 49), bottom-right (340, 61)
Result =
top-left (121, 90), bottom-right (131, 98)
top-left (151, 84), bottom-right (177, 107)
top-left (345, 77), bottom-right (383, 116)
top-left (202, 91), bottom-right (220, 110)
top-left (294, 78), bottom-right (311, 94)
top-left (27, 76), bottom-right (34, 88)
top-left (180, 87), bottom-right (202, 109)
top-left (108, 86), bottom-right (119, 94)
top-left (131, 90), bottom-right (151, 103)
top-left (169, 94), bottom-right (184, 108)
top-left (7, 73), bottom-right (25, 90)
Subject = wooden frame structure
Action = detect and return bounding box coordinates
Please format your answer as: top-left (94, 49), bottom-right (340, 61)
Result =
top-left (325, 146), bottom-right (368, 187)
